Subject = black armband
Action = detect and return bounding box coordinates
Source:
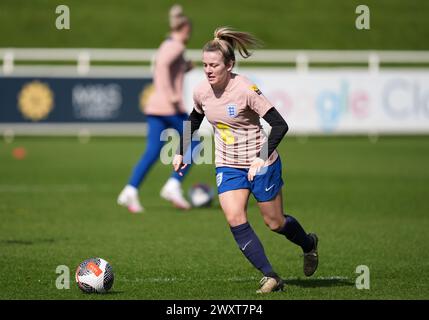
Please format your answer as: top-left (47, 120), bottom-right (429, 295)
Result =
top-left (258, 108), bottom-right (288, 160)
top-left (177, 109), bottom-right (205, 155)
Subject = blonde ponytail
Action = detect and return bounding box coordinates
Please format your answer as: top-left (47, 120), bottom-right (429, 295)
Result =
top-left (204, 27), bottom-right (261, 64)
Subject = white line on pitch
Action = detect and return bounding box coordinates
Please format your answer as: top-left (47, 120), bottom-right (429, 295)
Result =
top-left (0, 184), bottom-right (89, 193)
top-left (117, 275), bottom-right (349, 283)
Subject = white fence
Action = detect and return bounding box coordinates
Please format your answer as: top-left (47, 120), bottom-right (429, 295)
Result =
top-left (2, 48), bottom-right (429, 75)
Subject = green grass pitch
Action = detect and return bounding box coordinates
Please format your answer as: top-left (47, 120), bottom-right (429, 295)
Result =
top-left (0, 135), bottom-right (428, 299)
top-left (1, 0), bottom-right (429, 50)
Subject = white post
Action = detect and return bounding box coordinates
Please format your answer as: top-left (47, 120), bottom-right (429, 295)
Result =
top-left (296, 53), bottom-right (309, 74)
top-left (3, 129), bottom-right (15, 144)
top-left (150, 52), bottom-right (156, 74)
top-left (368, 52), bottom-right (379, 74)
top-left (78, 128), bottom-right (91, 144)
top-left (77, 51), bottom-right (90, 75)
top-left (3, 50), bottom-right (14, 75)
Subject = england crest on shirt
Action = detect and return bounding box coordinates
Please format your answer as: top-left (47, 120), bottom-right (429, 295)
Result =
top-left (226, 104), bottom-right (237, 118)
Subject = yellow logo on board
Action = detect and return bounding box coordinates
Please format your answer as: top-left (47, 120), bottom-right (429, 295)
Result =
top-left (17, 81), bottom-right (54, 121)
top-left (139, 83), bottom-right (155, 113)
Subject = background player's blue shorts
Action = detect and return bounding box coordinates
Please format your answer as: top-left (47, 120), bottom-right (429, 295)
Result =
top-left (215, 156), bottom-right (284, 202)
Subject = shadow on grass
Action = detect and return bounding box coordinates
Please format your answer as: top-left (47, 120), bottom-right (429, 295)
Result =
top-left (285, 278), bottom-right (355, 288)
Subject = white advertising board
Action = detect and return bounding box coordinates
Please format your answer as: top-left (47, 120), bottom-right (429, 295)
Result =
top-left (185, 68), bottom-right (429, 134)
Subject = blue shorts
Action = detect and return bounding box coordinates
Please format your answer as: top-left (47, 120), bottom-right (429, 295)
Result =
top-left (215, 157), bottom-right (284, 202)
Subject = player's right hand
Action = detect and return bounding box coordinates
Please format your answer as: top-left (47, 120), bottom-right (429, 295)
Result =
top-left (173, 154), bottom-right (187, 176)
top-left (247, 157), bottom-right (265, 181)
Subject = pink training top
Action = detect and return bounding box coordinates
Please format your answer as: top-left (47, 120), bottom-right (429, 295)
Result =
top-left (145, 38), bottom-right (189, 116)
top-left (193, 73), bottom-right (279, 168)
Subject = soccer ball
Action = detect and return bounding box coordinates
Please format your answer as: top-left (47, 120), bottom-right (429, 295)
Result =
top-left (75, 258), bottom-right (114, 293)
top-left (188, 183), bottom-right (214, 208)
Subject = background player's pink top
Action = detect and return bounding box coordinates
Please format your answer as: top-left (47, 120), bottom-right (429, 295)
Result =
top-left (193, 73), bottom-right (279, 168)
top-left (145, 38), bottom-right (189, 115)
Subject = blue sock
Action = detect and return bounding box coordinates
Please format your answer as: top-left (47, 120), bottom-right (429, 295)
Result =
top-left (276, 215), bottom-right (314, 253)
top-left (230, 222), bottom-right (274, 276)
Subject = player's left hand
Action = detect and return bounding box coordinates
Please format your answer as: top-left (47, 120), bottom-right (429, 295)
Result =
top-left (248, 157), bottom-right (265, 181)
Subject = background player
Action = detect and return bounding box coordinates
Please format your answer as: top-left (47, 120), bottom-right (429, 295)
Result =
top-left (173, 27), bottom-right (319, 293)
top-left (118, 5), bottom-right (196, 212)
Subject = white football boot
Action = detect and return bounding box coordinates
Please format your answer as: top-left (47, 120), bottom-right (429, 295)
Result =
top-left (160, 178), bottom-right (191, 210)
top-left (117, 185), bottom-right (144, 213)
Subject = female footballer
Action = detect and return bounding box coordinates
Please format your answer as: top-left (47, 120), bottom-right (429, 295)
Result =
top-left (118, 5), bottom-right (196, 212)
top-left (173, 27), bottom-right (319, 293)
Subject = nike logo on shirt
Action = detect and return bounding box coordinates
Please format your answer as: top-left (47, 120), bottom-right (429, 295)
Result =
top-left (265, 184), bottom-right (275, 192)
